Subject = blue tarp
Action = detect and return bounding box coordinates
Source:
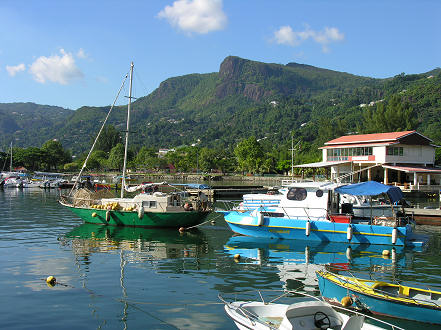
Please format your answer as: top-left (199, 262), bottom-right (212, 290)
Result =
top-left (335, 181), bottom-right (403, 203)
top-left (171, 183), bottom-right (211, 189)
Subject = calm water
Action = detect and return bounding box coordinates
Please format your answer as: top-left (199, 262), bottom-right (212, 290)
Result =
top-left (1, 189), bottom-right (441, 329)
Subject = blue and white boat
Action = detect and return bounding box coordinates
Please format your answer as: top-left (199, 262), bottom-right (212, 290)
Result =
top-left (218, 181), bottom-right (427, 247)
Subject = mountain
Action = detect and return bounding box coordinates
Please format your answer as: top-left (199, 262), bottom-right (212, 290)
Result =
top-left (0, 103), bottom-right (73, 147)
top-left (1, 56), bottom-right (440, 155)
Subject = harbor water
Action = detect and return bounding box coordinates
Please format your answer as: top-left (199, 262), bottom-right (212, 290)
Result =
top-left (1, 188), bottom-right (441, 329)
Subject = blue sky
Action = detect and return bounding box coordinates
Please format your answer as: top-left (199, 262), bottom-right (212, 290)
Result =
top-left (0, 0), bottom-right (440, 110)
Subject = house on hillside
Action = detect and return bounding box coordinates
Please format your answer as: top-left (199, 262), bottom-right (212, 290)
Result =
top-left (296, 130), bottom-right (441, 191)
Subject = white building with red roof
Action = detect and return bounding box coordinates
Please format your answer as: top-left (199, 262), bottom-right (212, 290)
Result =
top-left (299, 130), bottom-right (441, 191)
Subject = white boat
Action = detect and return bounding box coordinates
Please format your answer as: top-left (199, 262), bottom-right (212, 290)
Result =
top-left (220, 291), bottom-right (403, 330)
top-left (237, 184), bottom-right (398, 220)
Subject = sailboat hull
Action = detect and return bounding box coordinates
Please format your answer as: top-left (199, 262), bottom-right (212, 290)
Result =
top-left (64, 204), bottom-right (210, 228)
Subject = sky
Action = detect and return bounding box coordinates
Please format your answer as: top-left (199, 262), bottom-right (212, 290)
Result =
top-left (0, 0), bottom-right (440, 110)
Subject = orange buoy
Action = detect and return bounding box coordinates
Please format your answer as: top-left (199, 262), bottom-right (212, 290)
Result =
top-left (341, 296), bottom-right (353, 307)
top-left (179, 227), bottom-right (185, 233)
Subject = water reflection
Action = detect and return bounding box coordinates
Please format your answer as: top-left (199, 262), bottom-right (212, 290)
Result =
top-left (63, 223), bottom-right (209, 260)
top-left (223, 236), bottom-right (413, 291)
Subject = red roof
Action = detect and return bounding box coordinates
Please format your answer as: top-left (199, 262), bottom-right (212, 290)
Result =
top-left (325, 131), bottom-right (416, 146)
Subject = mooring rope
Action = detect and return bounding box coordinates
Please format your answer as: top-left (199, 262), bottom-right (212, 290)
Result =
top-left (183, 213), bottom-right (224, 231)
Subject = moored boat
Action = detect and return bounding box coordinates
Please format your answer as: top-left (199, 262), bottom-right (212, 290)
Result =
top-left (60, 62), bottom-right (212, 228)
top-left (316, 269), bottom-right (441, 324)
top-left (218, 181), bottom-right (427, 247)
top-left (219, 290), bottom-right (402, 329)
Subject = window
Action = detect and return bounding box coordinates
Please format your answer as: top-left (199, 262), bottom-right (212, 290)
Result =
top-left (327, 147), bottom-right (373, 161)
top-left (287, 187), bottom-right (307, 201)
top-left (386, 147), bottom-right (403, 156)
top-left (142, 201), bottom-right (157, 208)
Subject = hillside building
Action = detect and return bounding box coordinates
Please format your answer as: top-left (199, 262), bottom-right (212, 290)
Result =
top-left (297, 130), bottom-right (441, 191)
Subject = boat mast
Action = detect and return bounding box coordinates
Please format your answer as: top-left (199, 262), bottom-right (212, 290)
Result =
top-left (121, 62), bottom-right (134, 198)
top-left (10, 141), bottom-right (12, 172)
top-left (291, 133), bottom-right (294, 183)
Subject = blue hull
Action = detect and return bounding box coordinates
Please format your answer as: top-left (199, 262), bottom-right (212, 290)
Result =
top-left (222, 211), bottom-right (425, 247)
top-left (316, 272), bottom-right (441, 324)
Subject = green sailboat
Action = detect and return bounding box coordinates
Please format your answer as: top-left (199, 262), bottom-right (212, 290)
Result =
top-left (60, 62), bottom-right (212, 228)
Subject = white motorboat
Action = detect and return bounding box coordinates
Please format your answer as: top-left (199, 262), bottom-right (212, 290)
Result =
top-left (220, 291), bottom-right (402, 330)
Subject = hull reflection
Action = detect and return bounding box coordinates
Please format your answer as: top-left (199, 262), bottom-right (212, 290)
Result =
top-left (63, 223), bottom-right (207, 260)
top-left (224, 236), bottom-right (409, 291)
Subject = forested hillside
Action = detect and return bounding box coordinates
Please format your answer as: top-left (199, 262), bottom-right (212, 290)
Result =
top-left (1, 56), bottom-right (440, 166)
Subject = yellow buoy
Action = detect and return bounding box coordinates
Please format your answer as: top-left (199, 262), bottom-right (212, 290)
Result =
top-left (382, 249), bottom-right (391, 257)
top-left (234, 254), bottom-right (241, 262)
top-left (341, 296), bottom-right (353, 307)
top-left (46, 276), bottom-right (56, 286)
top-left (91, 212), bottom-right (97, 217)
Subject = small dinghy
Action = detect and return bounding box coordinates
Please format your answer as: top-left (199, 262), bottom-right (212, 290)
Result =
top-left (219, 291), bottom-right (402, 330)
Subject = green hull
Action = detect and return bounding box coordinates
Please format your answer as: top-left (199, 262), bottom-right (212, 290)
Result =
top-left (65, 205), bottom-right (211, 228)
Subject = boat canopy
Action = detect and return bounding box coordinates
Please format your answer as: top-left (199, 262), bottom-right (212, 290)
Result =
top-left (335, 181), bottom-right (403, 203)
top-left (171, 183), bottom-right (211, 189)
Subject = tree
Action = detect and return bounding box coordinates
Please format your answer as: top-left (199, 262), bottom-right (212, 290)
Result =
top-left (234, 137), bottom-right (265, 174)
top-left (134, 147), bottom-right (159, 170)
top-left (94, 125), bottom-right (122, 153)
top-left (87, 150), bottom-right (109, 170)
top-left (41, 139), bottom-right (71, 170)
top-left (362, 96), bottom-right (417, 133)
top-left (107, 143), bottom-right (125, 170)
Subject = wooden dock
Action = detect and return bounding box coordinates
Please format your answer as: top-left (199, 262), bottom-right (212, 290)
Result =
top-left (405, 207), bottom-right (441, 226)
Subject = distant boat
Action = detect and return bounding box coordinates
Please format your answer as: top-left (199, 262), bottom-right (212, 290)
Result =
top-left (60, 63), bottom-right (211, 228)
top-left (316, 269), bottom-right (441, 325)
top-left (218, 181), bottom-right (427, 247)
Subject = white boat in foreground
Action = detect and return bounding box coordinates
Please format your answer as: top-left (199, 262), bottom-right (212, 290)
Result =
top-left (220, 291), bottom-right (402, 330)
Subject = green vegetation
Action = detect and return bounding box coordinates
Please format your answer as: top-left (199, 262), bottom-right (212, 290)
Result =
top-left (1, 56), bottom-right (440, 173)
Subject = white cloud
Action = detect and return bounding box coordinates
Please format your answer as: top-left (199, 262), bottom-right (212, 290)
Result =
top-left (158, 0), bottom-right (227, 35)
top-left (29, 49), bottom-right (83, 84)
top-left (77, 48), bottom-right (87, 59)
top-left (274, 25), bottom-right (344, 52)
top-left (6, 63), bottom-right (26, 76)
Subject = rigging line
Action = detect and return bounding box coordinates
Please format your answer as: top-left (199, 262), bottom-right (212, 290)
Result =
top-left (134, 67), bottom-right (149, 97)
top-left (68, 72), bottom-right (129, 196)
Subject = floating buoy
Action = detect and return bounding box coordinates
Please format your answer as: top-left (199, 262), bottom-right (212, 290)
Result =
top-left (341, 296), bottom-right (353, 307)
top-left (211, 220), bottom-right (216, 225)
top-left (305, 220), bottom-right (311, 236)
top-left (347, 225), bottom-right (353, 241)
top-left (179, 227), bottom-right (185, 233)
top-left (91, 212), bottom-right (97, 217)
top-left (256, 211), bottom-right (264, 226)
top-left (106, 210), bottom-right (110, 222)
top-left (382, 249), bottom-right (391, 257)
top-left (391, 227), bottom-right (398, 244)
top-left (138, 207), bottom-right (144, 219)
top-left (234, 254), bottom-right (241, 262)
top-left (391, 247), bottom-right (396, 262)
top-left (46, 276), bottom-right (56, 287)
